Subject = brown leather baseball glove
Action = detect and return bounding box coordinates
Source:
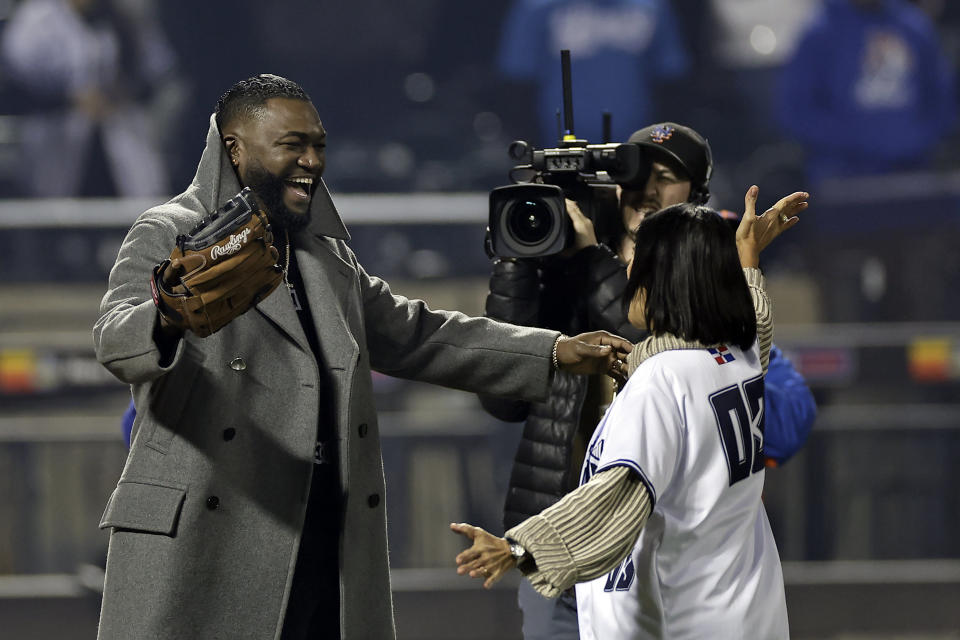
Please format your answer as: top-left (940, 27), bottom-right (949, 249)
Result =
top-left (150, 187), bottom-right (283, 337)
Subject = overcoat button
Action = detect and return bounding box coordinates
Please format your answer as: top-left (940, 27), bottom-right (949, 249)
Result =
top-left (229, 357), bottom-right (246, 371)
top-left (223, 428), bottom-right (236, 441)
top-left (206, 496), bottom-right (220, 510)
top-left (367, 494), bottom-right (380, 508)
top-left (358, 423), bottom-right (368, 438)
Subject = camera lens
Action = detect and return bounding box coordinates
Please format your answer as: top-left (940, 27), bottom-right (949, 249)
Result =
top-left (489, 183), bottom-right (567, 257)
top-left (506, 199), bottom-right (554, 245)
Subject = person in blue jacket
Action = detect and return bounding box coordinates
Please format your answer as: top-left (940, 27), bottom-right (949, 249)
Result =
top-left (497, 0), bottom-right (689, 146)
top-left (764, 343), bottom-right (817, 466)
top-left (120, 398), bottom-right (135, 448)
top-left (778, 0), bottom-right (956, 185)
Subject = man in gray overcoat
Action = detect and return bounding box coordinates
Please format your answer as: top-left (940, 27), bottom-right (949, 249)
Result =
top-left (93, 74), bottom-right (631, 640)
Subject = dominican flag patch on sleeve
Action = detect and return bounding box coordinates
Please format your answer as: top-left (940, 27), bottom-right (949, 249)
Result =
top-left (708, 346), bottom-right (735, 365)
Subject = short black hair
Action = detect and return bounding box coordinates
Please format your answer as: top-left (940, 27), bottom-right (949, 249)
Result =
top-left (215, 74), bottom-right (311, 131)
top-left (623, 203), bottom-right (756, 350)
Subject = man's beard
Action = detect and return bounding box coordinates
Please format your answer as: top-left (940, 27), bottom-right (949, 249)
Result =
top-left (242, 160), bottom-right (311, 233)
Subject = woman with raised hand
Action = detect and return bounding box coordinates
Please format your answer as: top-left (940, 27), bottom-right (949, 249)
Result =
top-left (452, 186), bottom-right (808, 640)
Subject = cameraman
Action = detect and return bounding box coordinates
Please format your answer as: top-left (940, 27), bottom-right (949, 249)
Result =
top-left (480, 122), bottom-right (816, 639)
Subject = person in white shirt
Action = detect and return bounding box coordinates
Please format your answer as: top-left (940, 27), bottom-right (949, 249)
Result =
top-left (1, 0), bottom-right (177, 197)
top-left (451, 185), bottom-right (808, 639)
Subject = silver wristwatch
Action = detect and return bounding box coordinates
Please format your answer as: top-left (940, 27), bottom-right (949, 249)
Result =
top-left (508, 538), bottom-right (527, 561)
top-left (506, 537), bottom-right (535, 573)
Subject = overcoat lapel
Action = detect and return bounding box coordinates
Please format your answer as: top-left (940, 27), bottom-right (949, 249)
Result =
top-left (294, 232), bottom-right (359, 372)
top-left (254, 278), bottom-right (310, 354)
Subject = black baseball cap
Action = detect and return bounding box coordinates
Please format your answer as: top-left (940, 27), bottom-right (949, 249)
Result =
top-left (625, 123), bottom-right (713, 196)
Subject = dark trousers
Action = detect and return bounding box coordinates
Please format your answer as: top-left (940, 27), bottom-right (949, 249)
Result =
top-left (518, 579), bottom-right (580, 640)
top-left (280, 462), bottom-right (341, 640)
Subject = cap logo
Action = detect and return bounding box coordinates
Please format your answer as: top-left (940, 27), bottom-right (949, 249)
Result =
top-left (650, 125), bottom-right (675, 144)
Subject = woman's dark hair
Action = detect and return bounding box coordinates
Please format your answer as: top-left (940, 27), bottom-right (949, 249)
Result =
top-left (623, 203), bottom-right (756, 350)
top-left (215, 74), bottom-right (311, 131)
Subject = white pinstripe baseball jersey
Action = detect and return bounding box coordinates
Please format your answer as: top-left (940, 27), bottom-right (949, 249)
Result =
top-left (576, 341), bottom-right (789, 640)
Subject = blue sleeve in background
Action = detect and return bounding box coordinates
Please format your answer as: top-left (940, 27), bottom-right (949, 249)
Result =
top-left (496, 0), bottom-right (547, 80)
top-left (763, 345), bottom-right (817, 465)
top-left (777, 0), bottom-right (956, 178)
top-left (649, 0), bottom-right (690, 80)
top-left (776, 18), bottom-right (837, 151)
top-left (121, 398), bottom-right (136, 449)
top-left (910, 12), bottom-right (957, 153)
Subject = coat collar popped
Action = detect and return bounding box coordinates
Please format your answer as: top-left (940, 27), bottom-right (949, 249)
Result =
top-left (189, 114), bottom-right (350, 242)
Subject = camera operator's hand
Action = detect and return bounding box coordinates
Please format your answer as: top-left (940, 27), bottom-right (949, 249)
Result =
top-left (737, 186), bottom-right (809, 268)
top-left (561, 198), bottom-right (598, 256)
top-left (556, 330), bottom-right (633, 385)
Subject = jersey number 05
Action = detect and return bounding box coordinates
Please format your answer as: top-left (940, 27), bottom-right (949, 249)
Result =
top-left (709, 374), bottom-right (765, 486)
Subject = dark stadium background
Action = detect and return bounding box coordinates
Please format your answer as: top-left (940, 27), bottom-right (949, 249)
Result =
top-left (1, 0), bottom-right (958, 637)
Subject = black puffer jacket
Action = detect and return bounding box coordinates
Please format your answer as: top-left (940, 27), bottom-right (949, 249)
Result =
top-left (480, 244), bottom-right (645, 530)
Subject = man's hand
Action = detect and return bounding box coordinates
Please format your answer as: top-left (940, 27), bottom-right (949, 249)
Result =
top-left (562, 198), bottom-right (598, 254)
top-left (556, 330), bottom-right (633, 385)
top-left (450, 523), bottom-right (516, 589)
top-left (150, 188), bottom-right (283, 338)
top-left (737, 186), bottom-right (809, 268)
top-left (156, 311), bottom-right (185, 339)
top-left (155, 263), bottom-right (186, 342)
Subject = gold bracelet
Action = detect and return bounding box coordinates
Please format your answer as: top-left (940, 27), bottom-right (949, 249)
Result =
top-left (552, 334), bottom-right (567, 370)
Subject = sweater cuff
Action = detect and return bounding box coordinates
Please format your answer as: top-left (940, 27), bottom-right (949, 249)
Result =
top-left (506, 515), bottom-right (578, 596)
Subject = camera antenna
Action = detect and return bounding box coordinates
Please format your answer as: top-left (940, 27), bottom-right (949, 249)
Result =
top-left (561, 49), bottom-right (576, 144)
top-left (602, 111), bottom-right (611, 143)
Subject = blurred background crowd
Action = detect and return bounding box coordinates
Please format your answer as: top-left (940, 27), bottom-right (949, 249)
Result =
top-left (1, 0), bottom-right (959, 638)
top-left (1, 0), bottom-right (958, 198)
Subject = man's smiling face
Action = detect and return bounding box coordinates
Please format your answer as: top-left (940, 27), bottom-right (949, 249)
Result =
top-left (223, 97), bottom-right (326, 231)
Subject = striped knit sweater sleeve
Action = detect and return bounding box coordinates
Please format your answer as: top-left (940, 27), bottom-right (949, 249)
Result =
top-left (744, 267), bottom-right (772, 375)
top-left (504, 466), bottom-right (651, 598)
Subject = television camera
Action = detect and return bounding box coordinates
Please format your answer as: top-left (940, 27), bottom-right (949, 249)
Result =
top-left (487, 51), bottom-right (652, 258)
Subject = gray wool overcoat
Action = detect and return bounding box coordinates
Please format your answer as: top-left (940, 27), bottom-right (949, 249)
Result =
top-left (92, 116), bottom-right (559, 640)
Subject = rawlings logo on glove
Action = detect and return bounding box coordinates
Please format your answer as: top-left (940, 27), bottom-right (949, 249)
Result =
top-left (151, 187), bottom-right (284, 337)
top-left (210, 227), bottom-right (253, 261)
